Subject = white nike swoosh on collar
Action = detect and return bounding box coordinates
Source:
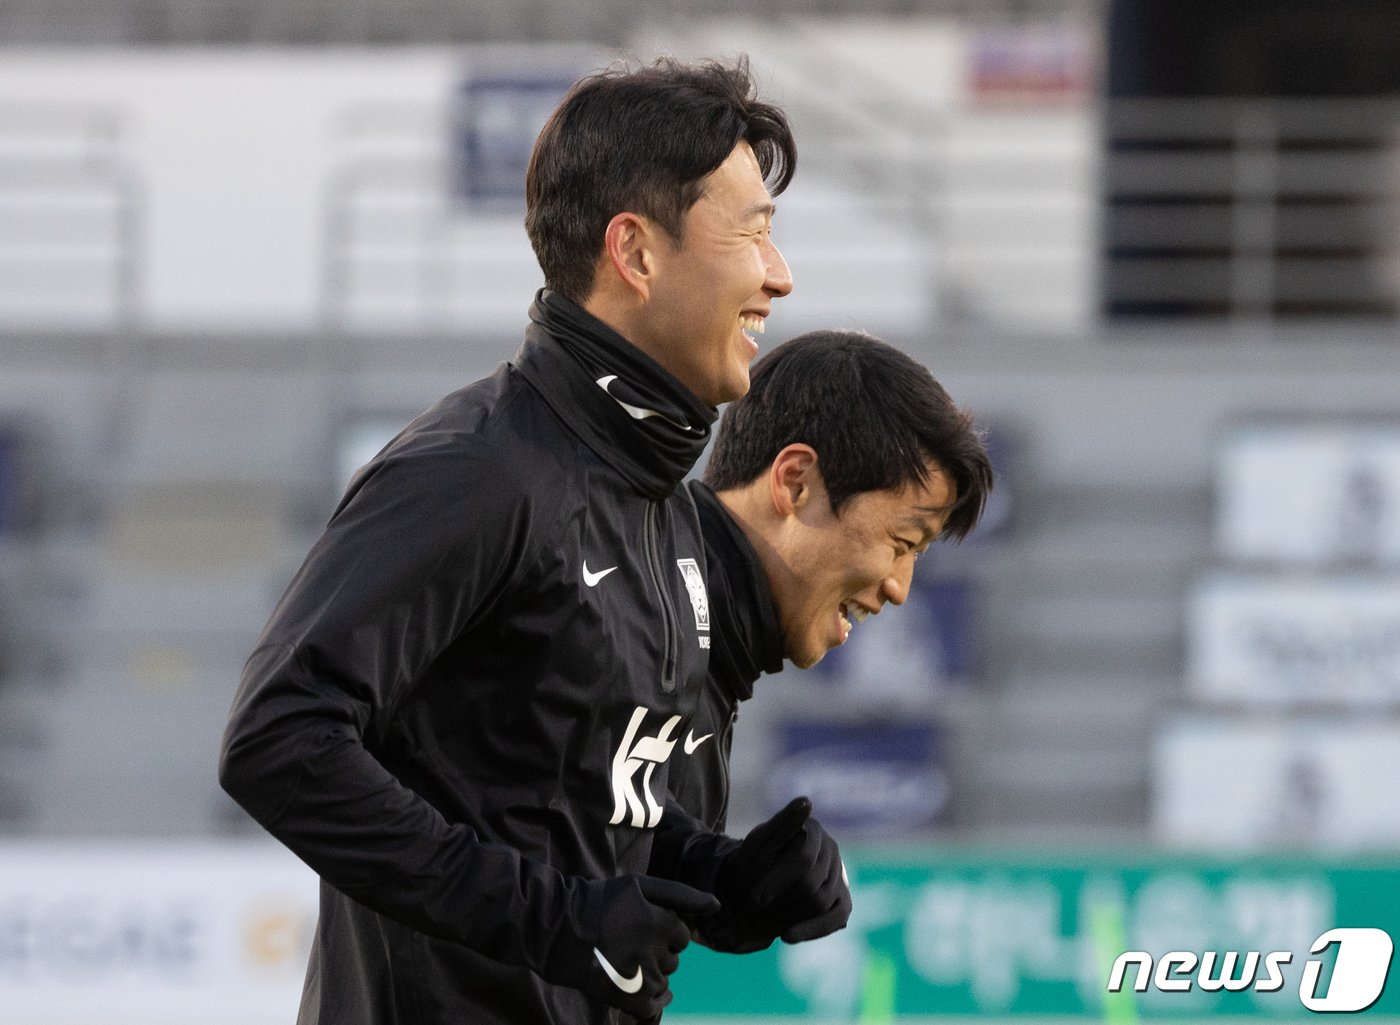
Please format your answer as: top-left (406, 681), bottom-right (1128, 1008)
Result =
top-left (594, 947), bottom-right (644, 993)
top-left (582, 562), bottom-right (617, 587)
top-left (596, 375), bottom-right (697, 433)
top-left (684, 730), bottom-right (714, 755)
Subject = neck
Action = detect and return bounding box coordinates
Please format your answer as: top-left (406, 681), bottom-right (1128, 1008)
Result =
top-left (581, 289), bottom-right (662, 367)
top-left (715, 484), bottom-right (787, 590)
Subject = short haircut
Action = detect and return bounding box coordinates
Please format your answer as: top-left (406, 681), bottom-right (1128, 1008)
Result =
top-left (525, 55), bottom-right (796, 303)
top-left (704, 330), bottom-right (993, 540)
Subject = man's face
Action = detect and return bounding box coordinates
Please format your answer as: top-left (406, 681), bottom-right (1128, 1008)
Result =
top-left (642, 141), bottom-right (793, 407)
top-left (771, 465), bottom-right (958, 669)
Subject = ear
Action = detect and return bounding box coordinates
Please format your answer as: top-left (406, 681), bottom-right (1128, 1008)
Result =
top-left (601, 211), bottom-right (659, 301)
top-left (768, 444), bottom-right (821, 517)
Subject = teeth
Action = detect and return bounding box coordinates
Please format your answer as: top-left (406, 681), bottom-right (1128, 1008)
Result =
top-left (740, 314), bottom-right (765, 336)
top-left (839, 602), bottom-right (870, 630)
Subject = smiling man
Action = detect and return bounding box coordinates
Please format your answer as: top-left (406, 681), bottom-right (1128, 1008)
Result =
top-left (220, 58), bottom-right (797, 1025)
top-left (654, 330), bottom-right (993, 955)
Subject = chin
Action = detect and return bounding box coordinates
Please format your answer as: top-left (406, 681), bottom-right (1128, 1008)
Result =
top-left (713, 376), bottom-right (749, 406)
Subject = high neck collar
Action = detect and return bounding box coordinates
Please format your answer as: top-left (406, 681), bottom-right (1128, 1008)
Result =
top-left (690, 481), bottom-right (784, 700)
top-left (516, 289), bottom-right (715, 499)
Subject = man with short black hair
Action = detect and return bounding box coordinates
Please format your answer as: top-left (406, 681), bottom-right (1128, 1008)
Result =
top-left (653, 330), bottom-right (993, 954)
top-left (220, 57), bottom-right (801, 1025)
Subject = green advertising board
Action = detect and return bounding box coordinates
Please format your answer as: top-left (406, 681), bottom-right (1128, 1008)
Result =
top-left (667, 850), bottom-right (1400, 1020)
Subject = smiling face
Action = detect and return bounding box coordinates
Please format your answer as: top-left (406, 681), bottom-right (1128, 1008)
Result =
top-left (766, 460), bottom-right (958, 669)
top-left (637, 141), bottom-right (794, 406)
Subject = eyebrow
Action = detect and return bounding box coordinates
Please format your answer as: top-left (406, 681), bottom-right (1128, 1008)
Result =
top-left (900, 509), bottom-right (953, 541)
top-left (907, 504), bottom-right (955, 519)
top-left (741, 200), bottom-right (776, 220)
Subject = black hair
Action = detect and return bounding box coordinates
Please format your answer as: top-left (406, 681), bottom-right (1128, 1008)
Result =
top-left (704, 330), bottom-right (993, 540)
top-left (525, 55), bottom-right (796, 303)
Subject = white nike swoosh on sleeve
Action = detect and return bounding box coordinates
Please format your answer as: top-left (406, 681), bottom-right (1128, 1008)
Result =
top-left (594, 947), bottom-right (644, 993)
top-left (683, 731), bottom-right (714, 755)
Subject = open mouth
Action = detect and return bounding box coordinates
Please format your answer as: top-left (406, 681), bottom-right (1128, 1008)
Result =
top-left (838, 601), bottom-right (871, 639)
top-left (739, 313), bottom-right (766, 341)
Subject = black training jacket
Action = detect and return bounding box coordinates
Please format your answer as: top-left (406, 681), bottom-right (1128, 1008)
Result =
top-left (666, 481), bottom-right (784, 833)
top-left (219, 290), bottom-right (717, 1024)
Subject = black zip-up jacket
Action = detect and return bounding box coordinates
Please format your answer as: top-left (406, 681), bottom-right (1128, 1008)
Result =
top-left (219, 290), bottom-right (717, 1024)
top-left (666, 481), bottom-right (784, 833)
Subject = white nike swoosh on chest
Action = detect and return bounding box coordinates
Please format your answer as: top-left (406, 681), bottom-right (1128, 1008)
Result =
top-left (594, 947), bottom-right (643, 993)
top-left (684, 731), bottom-right (714, 755)
top-left (583, 561), bottom-right (618, 587)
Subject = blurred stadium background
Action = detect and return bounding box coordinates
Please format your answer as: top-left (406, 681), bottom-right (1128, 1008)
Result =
top-left (4, 0), bottom-right (1400, 1021)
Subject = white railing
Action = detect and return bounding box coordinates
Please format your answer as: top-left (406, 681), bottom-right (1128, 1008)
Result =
top-left (0, 104), bottom-right (140, 332)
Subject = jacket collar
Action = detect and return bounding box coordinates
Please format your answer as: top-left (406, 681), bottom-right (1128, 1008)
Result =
top-left (689, 481), bottom-right (784, 700)
top-left (515, 289), bottom-right (715, 500)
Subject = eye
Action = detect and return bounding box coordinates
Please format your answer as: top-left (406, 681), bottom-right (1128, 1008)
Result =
top-left (897, 536), bottom-right (932, 561)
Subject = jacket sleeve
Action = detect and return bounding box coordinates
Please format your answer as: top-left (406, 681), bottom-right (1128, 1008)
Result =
top-left (218, 440), bottom-right (584, 973)
top-left (647, 795), bottom-right (737, 892)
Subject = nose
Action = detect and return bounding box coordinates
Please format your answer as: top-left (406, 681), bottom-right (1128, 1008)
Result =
top-left (880, 559), bottom-right (915, 607)
top-left (763, 236), bottom-right (793, 298)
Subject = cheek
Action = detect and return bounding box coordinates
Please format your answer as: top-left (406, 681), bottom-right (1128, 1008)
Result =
top-left (743, 248), bottom-right (769, 290)
top-left (715, 245), bottom-right (765, 295)
top-left (839, 533), bottom-right (887, 578)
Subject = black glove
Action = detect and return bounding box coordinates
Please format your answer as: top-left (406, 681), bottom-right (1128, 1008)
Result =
top-left (545, 874), bottom-right (719, 1020)
top-left (711, 796), bottom-right (852, 946)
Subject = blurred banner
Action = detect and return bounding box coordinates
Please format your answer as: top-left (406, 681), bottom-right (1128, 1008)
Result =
top-left (5, 843), bottom-right (1400, 1022)
top-left (768, 719), bottom-right (951, 837)
top-left (669, 853), bottom-right (1400, 1020)
top-left (1216, 424), bottom-right (1400, 567)
top-left (0, 841), bottom-right (317, 1025)
top-left (1188, 575), bottom-right (1400, 705)
top-left (453, 67), bottom-right (581, 207)
top-left (1155, 717), bottom-right (1400, 850)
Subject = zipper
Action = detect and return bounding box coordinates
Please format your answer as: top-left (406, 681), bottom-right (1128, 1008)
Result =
top-left (715, 706), bottom-right (739, 829)
top-left (643, 501), bottom-right (680, 692)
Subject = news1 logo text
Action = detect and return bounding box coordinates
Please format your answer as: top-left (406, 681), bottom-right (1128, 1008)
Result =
top-left (1108, 927), bottom-right (1394, 1013)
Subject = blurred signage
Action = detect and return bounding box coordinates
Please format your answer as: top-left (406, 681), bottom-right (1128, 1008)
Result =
top-left (7, 843), bottom-right (1399, 1020)
top-left (967, 25), bottom-right (1093, 105)
top-left (1189, 574), bottom-right (1400, 704)
top-left (768, 719), bottom-right (949, 836)
top-left (815, 576), bottom-right (977, 696)
top-left (1217, 424), bottom-right (1400, 566)
top-left (0, 842), bottom-right (317, 1024)
top-left (1154, 716), bottom-right (1400, 850)
top-left (454, 71), bottom-right (579, 206)
top-left (670, 853), bottom-right (1400, 1019)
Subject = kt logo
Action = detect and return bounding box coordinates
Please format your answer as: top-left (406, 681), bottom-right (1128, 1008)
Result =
top-left (609, 706), bottom-right (680, 829)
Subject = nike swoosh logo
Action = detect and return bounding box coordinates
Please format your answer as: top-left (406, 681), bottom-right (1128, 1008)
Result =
top-left (594, 947), bottom-right (643, 994)
top-left (582, 562), bottom-right (617, 587)
top-left (684, 730), bottom-right (713, 755)
top-left (596, 376), bottom-right (697, 433)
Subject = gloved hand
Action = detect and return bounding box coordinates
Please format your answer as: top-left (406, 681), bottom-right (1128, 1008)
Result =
top-left (708, 796), bottom-right (851, 947)
top-left (546, 874), bottom-right (719, 1020)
